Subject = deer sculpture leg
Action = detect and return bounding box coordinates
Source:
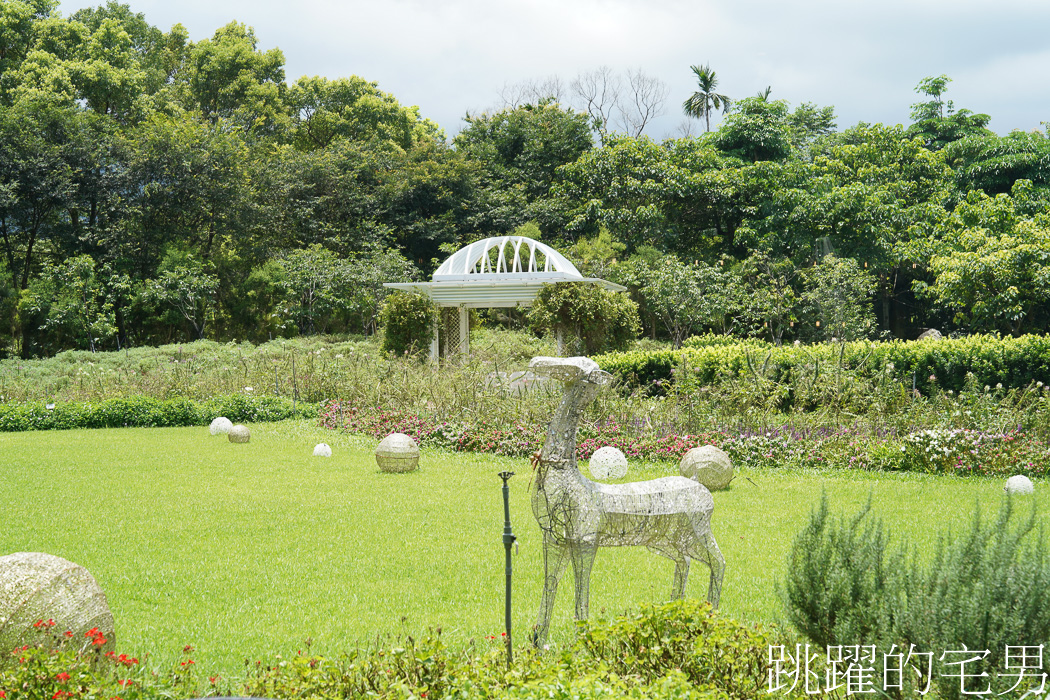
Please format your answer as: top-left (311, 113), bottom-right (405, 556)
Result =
top-left (569, 541), bottom-right (598, 623)
top-left (686, 528), bottom-right (726, 607)
top-left (671, 557), bottom-right (690, 600)
top-left (534, 533), bottom-right (570, 645)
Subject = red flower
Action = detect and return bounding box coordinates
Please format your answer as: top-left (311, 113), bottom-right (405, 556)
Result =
top-left (64, 631), bottom-right (73, 638)
top-left (183, 645), bottom-right (194, 654)
top-left (117, 679), bottom-right (134, 687)
top-left (1, 690), bottom-right (7, 699)
top-left (209, 676), bottom-right (218, 684)
top-left (55, 673), bottom-right (70, 682)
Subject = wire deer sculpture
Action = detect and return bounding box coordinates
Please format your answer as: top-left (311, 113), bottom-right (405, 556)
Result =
top-left (529, 356), bottom-right (725, 645)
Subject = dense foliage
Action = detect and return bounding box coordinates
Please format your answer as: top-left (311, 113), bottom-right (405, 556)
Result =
top-left (3, 1), bottom-right (1050, 358)
top-left (1, 602), bottom-right (781, 700)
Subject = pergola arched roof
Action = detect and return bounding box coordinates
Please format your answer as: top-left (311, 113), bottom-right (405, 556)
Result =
top-left (385, 235), bottom-right (624, 308)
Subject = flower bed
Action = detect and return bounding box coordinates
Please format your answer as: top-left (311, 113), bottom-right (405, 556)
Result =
top-left (320, 401), bottom-right (1050, 478)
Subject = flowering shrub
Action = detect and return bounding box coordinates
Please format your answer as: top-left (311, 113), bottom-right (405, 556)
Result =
top-left (0, 621), bottom-right (191, 700)
top-left (901, 428), bottom-right (1045, 475)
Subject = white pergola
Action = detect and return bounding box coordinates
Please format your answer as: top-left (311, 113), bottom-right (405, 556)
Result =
top-left (384, 236), bottom-right (626, 359)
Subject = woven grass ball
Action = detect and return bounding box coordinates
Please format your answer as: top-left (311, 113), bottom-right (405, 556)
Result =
top-left (313, 443), bottom-right (332, 457)
top-left (209, 417), bottom-right (233, 435)
top-left (1005, 475), bottom-right (1035, 495)
top-left (588, 446), bottom-right (628, 480)
top-left (679, 445), bottom-right (734, 491)
top-left (228, 424), bottom-right (251, 443)
top-left (376, 432), bottom-right (419, 473)
top-left (0, 552), bottom-right (116, 657)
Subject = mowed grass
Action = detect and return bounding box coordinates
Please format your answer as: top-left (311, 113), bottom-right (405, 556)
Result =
top-left (2, 421), bottom-right (1045, 675)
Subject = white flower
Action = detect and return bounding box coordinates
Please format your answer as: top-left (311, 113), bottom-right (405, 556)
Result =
top-left (244, 386), bottom-right (254, 392)
top-left (313, 443), bottom-right (333, 457)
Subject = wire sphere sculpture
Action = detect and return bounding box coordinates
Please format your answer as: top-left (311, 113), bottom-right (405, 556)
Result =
top-left (1005, 475), bottom-right (1034, 495)
top-left (529, 356), bottom-right (724, 646)
top-left (588, 446), bottom-right (628, 480)
top-left (376, 433), bottom-right (419, 473)
top-left (0, 553), bottom-right (116, 656)
top-left (228, 425), bottom-right (251, 443)
top-left (209, 417), bottom-right (233, 435)
top-left (679, 445), bottom-right (734, 491)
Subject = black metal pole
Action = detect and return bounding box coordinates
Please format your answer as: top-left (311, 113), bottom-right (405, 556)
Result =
top-left (499, 471), bottom-right (516, 667)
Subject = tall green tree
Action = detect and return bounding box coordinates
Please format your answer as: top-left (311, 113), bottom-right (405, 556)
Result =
top-left (907, 75), bottom-right (991, 151)
top-left (802, 254), bottom-right (877, 341)
top-left (557, 135), bottom-right (738, 255)
top-left (945, 130), bottom-right (1050, 196)
top-left (682, 63), bottom-right (731, 132)
top-left (733, 253), bottom-right (800, 344)
top-left (624, 254), bottom-right (731, 347)
top-left (168, 21), bottom-right (288, 137)
top-left (0, 0), bottom-right (57, 78)
top-left (713, 96), bottom-right (793, 162)
top-left (917, 187), bottom-right (1050, 335)
top-left (455, 101), bottom-right (591, 235)
top-left (18, 254), bottom-right (119, 352)
top-left (288, 75), bottom-right (440, 151)
top-left (124, 113), bottom-right (254, 270)
top-left (141, 249), bottom-right (218, 340)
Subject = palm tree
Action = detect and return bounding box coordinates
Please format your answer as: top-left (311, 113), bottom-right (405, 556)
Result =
top-left (682, 64), bottom-right (732, 132)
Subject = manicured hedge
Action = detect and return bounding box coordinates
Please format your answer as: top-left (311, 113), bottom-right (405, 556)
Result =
top-left (596, 334), bottom-right (1050, 395)
top-left (0, 394), bottom-right (316, 432)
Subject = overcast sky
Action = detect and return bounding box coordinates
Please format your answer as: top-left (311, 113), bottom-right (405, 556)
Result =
top-left (57, 0), bottom-right (1050, 139)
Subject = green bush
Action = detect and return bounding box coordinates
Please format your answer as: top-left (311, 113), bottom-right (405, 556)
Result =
top-left (529, 282), bottom-right (640, 355)
top-left (0, 395), bottom-right (315, 432)
top-left (578, 599), bottom-right (774, 699)
top-left (781, 494), bottom-right (902, 651)
top-left (782, 496), bottom-right (1050, 699)
top-left (900, 499), bottom-right (1050, 699)
top-left (379, 291), bottom-right (437, 357)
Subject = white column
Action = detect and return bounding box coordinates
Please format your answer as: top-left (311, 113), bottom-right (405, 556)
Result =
top-left (430, 310), bottom-right (440, 361)
top-left (459, 306), bottom-right (470, 355)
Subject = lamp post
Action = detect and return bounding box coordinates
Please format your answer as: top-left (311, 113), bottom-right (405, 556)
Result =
top-left (498, 471), bottom-right (516, 666)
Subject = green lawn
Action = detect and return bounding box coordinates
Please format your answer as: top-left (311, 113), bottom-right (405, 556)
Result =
top-left (1, 421), bottom-right (1042, 675)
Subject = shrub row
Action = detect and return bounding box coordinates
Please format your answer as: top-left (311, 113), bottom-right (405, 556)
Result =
top-left (0, 394), bottom-right (316, 432)
top-left (596, 334), bottom-right (1050, 395)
